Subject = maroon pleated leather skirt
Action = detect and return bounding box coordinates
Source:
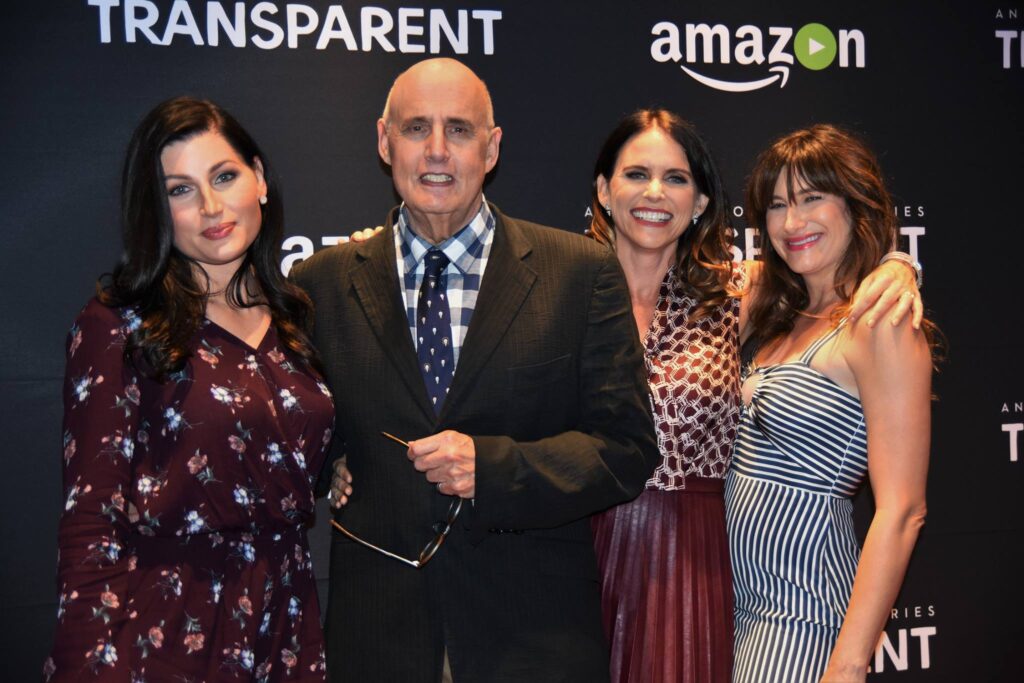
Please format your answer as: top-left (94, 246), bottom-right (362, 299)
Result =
top-left (591, 478), bottom-right (733, 683)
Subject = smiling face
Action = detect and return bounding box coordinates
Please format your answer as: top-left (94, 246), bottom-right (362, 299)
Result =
top-left (377, 59), bottom-right (502, 242)
top-left (765, 168), bottom-right (853, 288)
top-left (160, 129), bottom-right (266, 285)
top-left (596, 126), bottom-right (708, 264)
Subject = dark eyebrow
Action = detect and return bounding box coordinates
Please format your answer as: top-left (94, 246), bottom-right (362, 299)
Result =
top-left (445, 117), bottom-right (475, 129)
top-left (163, 160), bottom-right (235, 182)
top-left (621, 164), bottom-right (692, 177)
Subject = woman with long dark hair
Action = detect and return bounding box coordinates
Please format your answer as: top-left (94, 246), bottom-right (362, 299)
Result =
top-left (45, 97), bottom-right (333, 682)
top-left (727, 124), bottom-right (937, 682)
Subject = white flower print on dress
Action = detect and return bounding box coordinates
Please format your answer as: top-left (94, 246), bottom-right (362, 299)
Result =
top-left (55, 584), bottom-right (78, 622)
top-left (221, 643), bottom-right (255, 673)
top-left (161, 405), bottom-right (191, 439)
top-left (136, 473), bottom-right (167, 500)
top-left (262, 442), bottom-right (288, 471)
top-left (279, 388), bottom-right (301, 412)
top-left (239, 353), bottom-right (262, 376)
top-left (232, 484), bottom-right (263, 514)
top-left (64, 477), bottom-right (92, 512)
top-left (85, 640), bottom-right (118, 672)
top-left (85, 537), bottom-right (121, 565)
top-left (179, 509), bottom-right (208, 535)
top-left (210, 382), bottom-right (250, 413)
top-left (71, 369), bottom-right (104, 404)
top-left (209, 575), bottom-right (224, 605)
top-left (156, 568), bottom-right (183, 599)
top-left (99, 430), bottom-right (135, 463)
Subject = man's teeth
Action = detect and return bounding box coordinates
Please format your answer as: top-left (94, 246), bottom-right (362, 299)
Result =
top-left (422, 173), bottom-right (452, 182)
top-left (631, 210), bottom-right (672, 222)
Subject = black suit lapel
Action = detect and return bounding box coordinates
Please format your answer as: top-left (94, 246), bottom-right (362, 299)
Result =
top-left (350, 214), bottom-right (436, 421)
top-left (440, 210), bottom-right (536, 421)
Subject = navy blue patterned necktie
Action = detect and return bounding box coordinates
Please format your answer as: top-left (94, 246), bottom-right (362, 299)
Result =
top-left (417, 249), bottom-right (454, 414)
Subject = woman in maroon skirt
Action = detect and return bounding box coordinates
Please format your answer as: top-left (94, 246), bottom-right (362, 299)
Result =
top-left (587, 111), bottom-right (920, 683)
top-left (45, 97), bottom-right (333, 682)
top-left (588, 110), bottom-right (743, 683)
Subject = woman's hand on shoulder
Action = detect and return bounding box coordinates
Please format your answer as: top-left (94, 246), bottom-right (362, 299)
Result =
top-left (848, 259), bottom-right (923, 330)
top-left (348, 226), bottom-right (384, 243)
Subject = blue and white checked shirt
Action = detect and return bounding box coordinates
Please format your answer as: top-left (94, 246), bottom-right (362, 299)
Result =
top-left (393, 199), bottom-right (496, 367)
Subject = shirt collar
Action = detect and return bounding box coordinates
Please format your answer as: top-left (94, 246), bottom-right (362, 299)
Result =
top-left (398, 198), bottom-right (494, 276)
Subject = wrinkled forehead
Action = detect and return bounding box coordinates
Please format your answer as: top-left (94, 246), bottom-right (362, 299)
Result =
top-left (387, 70), bottom-right (491, 126)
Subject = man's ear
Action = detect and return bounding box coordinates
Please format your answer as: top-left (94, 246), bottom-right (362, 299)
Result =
top-left (484, 126), bottom-right (502, 173)
top-left (376, 119), bottom-right (391, 166)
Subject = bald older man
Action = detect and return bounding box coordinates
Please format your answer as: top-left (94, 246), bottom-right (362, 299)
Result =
top-left (292, 58), bottom-right (658, 682)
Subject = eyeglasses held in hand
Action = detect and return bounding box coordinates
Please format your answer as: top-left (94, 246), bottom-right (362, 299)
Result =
top-left (329, 431), bottom-right (463, 569)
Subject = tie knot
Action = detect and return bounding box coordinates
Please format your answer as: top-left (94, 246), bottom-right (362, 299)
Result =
top-left (424, 249), bottom-right (450, 277)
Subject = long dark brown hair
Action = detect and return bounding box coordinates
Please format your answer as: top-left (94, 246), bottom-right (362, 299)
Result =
top-left (589, 109), bottom-right (735, 317)
top-left (745, 124), bottom-right (937, 354)
top-left (99, 96), bottom-right (321, 379)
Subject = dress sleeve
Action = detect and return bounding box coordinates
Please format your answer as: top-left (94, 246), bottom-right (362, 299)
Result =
top-left (46, 301), bottom-right (139, 682)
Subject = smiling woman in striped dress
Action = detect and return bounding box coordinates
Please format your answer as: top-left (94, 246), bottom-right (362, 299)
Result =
top-left (726, 124), bottom-right (938, 683)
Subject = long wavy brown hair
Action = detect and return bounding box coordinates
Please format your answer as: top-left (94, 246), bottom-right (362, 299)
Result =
top-left (745, 124), bottom-right (937, 354)
top-left (99, 97), bottom-right (322, 379)
top-left (589, 110), bottom-right (735, 318)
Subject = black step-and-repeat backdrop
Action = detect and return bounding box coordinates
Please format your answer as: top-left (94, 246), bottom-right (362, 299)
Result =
top-left (2, 1), bottom-right (1021, 679)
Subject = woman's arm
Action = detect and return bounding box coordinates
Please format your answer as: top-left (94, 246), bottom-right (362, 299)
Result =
top-left (47, 301), bottom-right (139, 681)
top-left (821, 314), bottom-right (932, 681)
top-left (737, 258), bottom-right (922, 342)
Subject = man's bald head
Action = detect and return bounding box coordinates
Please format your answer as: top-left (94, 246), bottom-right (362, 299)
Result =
top-left (376, 58), bottom-right (503, 242)
top-left (381, 58), bottom-right (495, 129)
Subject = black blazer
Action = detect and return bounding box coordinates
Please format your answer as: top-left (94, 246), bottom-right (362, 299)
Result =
top-left (292, 205), bottom-right (658, 682)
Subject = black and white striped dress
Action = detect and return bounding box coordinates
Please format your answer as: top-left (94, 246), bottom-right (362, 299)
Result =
top-left (725, 324), bottom-right (867, 682)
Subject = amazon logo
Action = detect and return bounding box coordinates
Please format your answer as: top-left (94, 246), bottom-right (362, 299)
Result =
top-left (650, 21), bottom-right (866, 93)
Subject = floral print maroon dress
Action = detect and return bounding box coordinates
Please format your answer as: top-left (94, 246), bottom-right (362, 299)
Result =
top-left (45, 299), bottom-right (334, 682)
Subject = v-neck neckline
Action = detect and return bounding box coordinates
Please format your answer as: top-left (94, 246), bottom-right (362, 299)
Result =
top-left (203, 315), bottom-right (274, 354)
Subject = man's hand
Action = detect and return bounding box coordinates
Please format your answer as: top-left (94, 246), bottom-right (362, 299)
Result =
top-left (848, 260), bottom-right (923, 329)
top-left (408, 430), bottom-right (476, 498)
top-left (328, 457), bottom-right (353, 509)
